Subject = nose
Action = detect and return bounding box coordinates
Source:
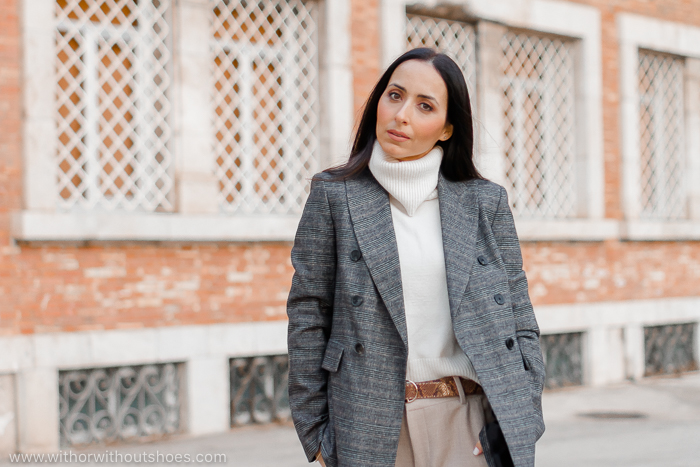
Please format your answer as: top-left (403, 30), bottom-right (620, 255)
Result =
top-left (395, 102), bottom-right (410, 124)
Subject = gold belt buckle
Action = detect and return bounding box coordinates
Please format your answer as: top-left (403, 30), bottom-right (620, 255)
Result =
top-left (405, 380), bottom-right (419, 403)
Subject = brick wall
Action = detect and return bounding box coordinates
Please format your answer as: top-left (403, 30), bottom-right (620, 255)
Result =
top-left (0, 243), bottom-right (294, 335)
top-left (351, 0), bottom-right (381, 117)
top-left (1, 0), bottom-right (700, 336)
top-left (2, 241), bottom-right (700, 335)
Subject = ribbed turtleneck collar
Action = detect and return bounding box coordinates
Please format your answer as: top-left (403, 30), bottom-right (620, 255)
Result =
top-left (368, 140), bottom-right (443, 217)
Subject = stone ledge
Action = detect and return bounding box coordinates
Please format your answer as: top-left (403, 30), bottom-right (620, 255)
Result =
top-left (11, 211), bottom-right (301, 242)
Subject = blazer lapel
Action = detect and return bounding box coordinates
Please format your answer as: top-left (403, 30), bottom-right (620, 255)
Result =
top-left (345, 170), bottom-right (408, 349)
top-left (438, 175), bottom-right (479, 317)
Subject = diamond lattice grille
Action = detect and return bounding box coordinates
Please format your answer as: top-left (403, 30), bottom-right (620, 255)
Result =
top-left (502, 32), bottom-right (577, 218)
top-left (212, 0), bottom-right (319, 214)
top-left (406, 15), bottom-right (477, 92)
top-left (638, 51), bottom-right (686, 219)
top-left (55, 0), bottom-right (173, 211)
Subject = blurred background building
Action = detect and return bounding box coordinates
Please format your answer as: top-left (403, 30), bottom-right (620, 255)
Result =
top-left (0, 0), bottom-right (699, 454)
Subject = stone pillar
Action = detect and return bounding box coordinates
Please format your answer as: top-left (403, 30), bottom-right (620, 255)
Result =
top-left (623, 324), bottom-right (645, 381)
top-left (587, 327), bottom-right (626, 386)
top-left (475, 21), bottom-right (508, 187)
top-left (185, 357), bottom-right (230, 435)
top-left (16, 368), bottom-right (59, 453)
top-left (0, 374), bottom-right (17, 455)
top-left (173, 0), bottom-right (219, 214)
top-left (685, 58), bottom-right (700, 220)
top-left (318, 0), bottom-right (354, 169)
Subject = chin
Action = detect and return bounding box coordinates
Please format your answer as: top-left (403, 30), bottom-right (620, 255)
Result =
top-left (378, 140), bottom-right (408, 159)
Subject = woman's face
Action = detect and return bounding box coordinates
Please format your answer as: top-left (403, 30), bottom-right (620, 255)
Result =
top-left (375, 60), bottom-right (453, 161)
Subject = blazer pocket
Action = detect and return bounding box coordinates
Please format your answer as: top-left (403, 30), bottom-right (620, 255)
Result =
top-left (321, 339), bottom-right (344, 373)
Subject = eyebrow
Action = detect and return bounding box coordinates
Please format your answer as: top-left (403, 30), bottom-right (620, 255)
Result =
top-left (388, 83), bottom-right (439, 105)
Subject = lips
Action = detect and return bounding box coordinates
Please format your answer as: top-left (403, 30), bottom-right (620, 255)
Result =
top-left (387, 129), bottom-right (409, 141)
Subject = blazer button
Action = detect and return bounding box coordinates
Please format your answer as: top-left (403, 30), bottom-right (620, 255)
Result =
top-left (351, 296), bottom-right (363, 307)
top-left (506, 337), bottom-right (515, 350)
top-left (494, 293), bottom-right (505, 305)
top-left (354, 343), bottom-right (365, 355)
top-left (477, 255), bottom-right (487, 266)
top-left (350, 250), bottom-right (363, 261)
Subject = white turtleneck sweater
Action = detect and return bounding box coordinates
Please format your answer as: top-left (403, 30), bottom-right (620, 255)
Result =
top-left (368, 141), bottom-right (479, 384)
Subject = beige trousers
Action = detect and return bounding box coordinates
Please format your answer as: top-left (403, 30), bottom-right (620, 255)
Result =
top-left (395, 379), bottom-right (491, 467)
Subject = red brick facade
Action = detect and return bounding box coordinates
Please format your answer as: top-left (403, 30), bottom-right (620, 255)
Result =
top-left (1, 0), bottom-right (699, 336)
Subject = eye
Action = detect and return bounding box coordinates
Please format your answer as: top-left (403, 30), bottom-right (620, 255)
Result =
top-left (388, 91), bottom-right (401, 101)
top-left (419, 102), bottom-right (434, 111)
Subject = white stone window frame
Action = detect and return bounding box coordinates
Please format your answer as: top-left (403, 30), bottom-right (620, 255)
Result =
top-left (14, 0), bottom-right (353, 242)
top-left (381, 0), bottom-right (611, 241)
top-left (619, 13), bottom-right (700, 240)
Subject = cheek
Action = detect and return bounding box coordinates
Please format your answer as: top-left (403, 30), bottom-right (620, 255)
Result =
top-left (376, 100), bottom-right (392, 128)
top-left (414, 117), bottom-right (447, 139)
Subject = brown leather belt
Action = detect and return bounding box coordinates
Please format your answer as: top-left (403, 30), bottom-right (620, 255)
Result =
top-left (405, 376), bottom-right (482, 403)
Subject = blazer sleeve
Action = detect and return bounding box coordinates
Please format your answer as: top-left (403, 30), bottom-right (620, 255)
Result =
top-left (287, 178), bottom-right (337, 462)
top-left (491, 185), bottom-right (546, 441)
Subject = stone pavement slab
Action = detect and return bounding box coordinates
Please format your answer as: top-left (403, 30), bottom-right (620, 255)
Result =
top-left (536, 372), bottom-right (700, 467)
top-left (3, 372), bottom-right (699, 466)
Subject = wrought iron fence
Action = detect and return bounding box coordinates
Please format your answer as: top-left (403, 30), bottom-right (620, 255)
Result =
top-left (638, 50), bottom-right (686, 219)
top-left (501, 31), bottom-right (577, 218)
top-left (540, 332), bottom-right (583, 389)
top-left (212, 0), bottom-right (320, 214)
top-left (644, 323), bottom-right (698, 376)
top-left (59, 363), bottom-right (181, 446)
top-left (55, 0), bottom-right (174, 212)
top-left (230, 355), bottom-right (290, 426)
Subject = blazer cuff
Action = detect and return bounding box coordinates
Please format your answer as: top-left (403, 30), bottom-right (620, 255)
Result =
top-left (479, 421), bottom-right (514, 467)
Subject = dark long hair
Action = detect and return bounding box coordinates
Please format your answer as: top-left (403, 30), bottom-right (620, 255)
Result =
top-left (323, 48), bottom-right (482, 182)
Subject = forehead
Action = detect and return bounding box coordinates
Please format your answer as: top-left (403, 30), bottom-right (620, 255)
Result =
top-left (388, 60), bottom-right (448, 100)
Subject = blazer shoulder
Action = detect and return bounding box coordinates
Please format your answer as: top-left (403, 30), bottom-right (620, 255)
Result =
top-left (311, 171), bottom-right (335, 182)
top-left (467, 178), bottom-right (506, 206)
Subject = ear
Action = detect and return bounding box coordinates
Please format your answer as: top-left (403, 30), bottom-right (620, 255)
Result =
top-left (439, 122), bottom-right (453, 141)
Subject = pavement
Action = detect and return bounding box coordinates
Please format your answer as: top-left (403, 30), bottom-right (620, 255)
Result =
top-left (3, 372), bottom-right (700, 466)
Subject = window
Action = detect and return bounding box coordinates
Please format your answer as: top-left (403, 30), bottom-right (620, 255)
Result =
top-left (501, 31), bottom-right (577, 218)
top-left (406, 13), bottom-right (477, 94)
top-left (55, 0), bottom-right (173, 212)
top-left (619, 13), bottom-right (700, 238)
top-left (211, 0), bottom-right (320, 214)
top-left (638, 51), bottom-right (686, 219)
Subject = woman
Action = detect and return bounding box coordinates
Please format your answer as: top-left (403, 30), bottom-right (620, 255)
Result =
top-left (287, 48), bottom-right (545, 467)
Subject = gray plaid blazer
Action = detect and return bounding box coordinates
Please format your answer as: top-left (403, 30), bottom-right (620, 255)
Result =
top-left (287, 169), bottom-right (545, 467)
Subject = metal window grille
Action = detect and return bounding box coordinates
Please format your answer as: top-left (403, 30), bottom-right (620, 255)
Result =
top-left (502, 32), bottom-right (577, 218)
top-left (212, 0), bottom-right (319, 214)
top-left (59, 364), bottom-right (181, 446)
top-left (541, 332), bottom-right (583, 389)
top-left (55, 0), bottom-right (173, 212)
top-left (638, 51), bottom-right (686, 219)
top-left (230, 355), bottom-right (289, 426)
top-left (406, 14), bottom-right (477, 94)
top-left (644, 323), bottom-right (697, 376)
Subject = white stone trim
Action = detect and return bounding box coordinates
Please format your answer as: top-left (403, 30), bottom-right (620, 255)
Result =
top-left (21, 0), bottom-right (58, 211)
top-left (619, 13), bottom-right (700, 226)
top-left (172, 0), bottom-right (219, 215)
top-left (19, 0), bottom-right (353, 241)
top-left (0, 321), bottom-right (288, 451)
top-left (11, 211), bottom-right (301, 242)
top-left (0, 321), bottom-right (288, 374)
top-left (515, 219), bottom-right (620, 242)
top-left (381, 0), bottom-right (605, 237)
top-left (622, 220), bottom-right (700, 241)
top-left (318, 0), bottom-right (354, 169)
top-left (535, 296), bottom-right (700, 386)
top-left (13, 208), bottom-right (626, 242)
